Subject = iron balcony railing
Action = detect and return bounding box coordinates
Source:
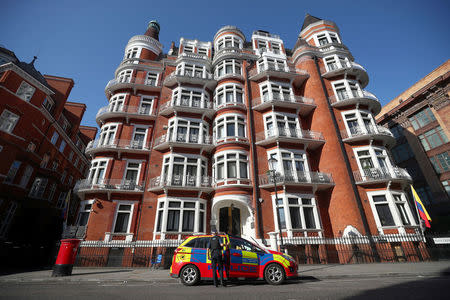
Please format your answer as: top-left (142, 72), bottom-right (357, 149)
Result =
top-left (178, 52), bottom-right (209, 60)
top-left (249, 63), bottom-right (308, 77)
top-left (153, 133), bottom-right (213, 147)
top-left (259, 171), bottom-right (334, 186)
top-left (252, 31), bottom-right (281, 39)
top-left (214, 100), bottom-right (246, 110)
top-left (255, 127), bottom-right (324, 143)
top-left (252, 94), bottom-right (315, 107)
top-left (105, 77), bottom-right (162, 90)
top-left (86, 139), bottom-right (150, 153)
top-left (149, 175), bottom-right (212, 190)
top-left (341, 124), bottom-right (394, 140)
top-left (167, 70), bottom-right (214, 81)
top-left (159, 98), bottom-right (213, 112)
top-left (321, 61), bottom-right (366, 74)
top-left (74, 179), bottom-right (145, 192)
top-left (353, 167), bottom-right (412, 183)
top-left (318, 42), bottom-right (350, 53)
top-left (329, 90), bottom-right (379, 105)
top-left (214, 71), bottom-right (243, 81)
top-left (96, 105), bottom-right (156, 119)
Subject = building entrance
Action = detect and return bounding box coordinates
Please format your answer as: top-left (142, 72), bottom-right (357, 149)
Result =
top-left (219, 206), bottom-right (241, 236)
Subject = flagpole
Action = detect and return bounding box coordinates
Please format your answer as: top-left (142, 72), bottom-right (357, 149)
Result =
top-left (410, 185), bottom-right (426, 242)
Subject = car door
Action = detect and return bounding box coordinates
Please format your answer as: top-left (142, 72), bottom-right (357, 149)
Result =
top-left (229, 238), bottom-right (259, 278)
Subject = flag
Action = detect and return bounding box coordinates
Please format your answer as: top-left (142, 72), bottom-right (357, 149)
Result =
top-left (62, 191), bottom-right (71, 221)
top-left (411, 185), bottom-right (431, 228)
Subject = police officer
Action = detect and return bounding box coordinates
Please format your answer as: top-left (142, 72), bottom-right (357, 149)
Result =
top-left (208, 230), bottom-right (225, 287)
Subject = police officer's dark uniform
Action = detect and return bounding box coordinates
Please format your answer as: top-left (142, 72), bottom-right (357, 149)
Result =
top-left (209, 232), bottom-right (225, 287)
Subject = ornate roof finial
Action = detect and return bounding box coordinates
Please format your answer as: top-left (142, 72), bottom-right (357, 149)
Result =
top-left (31, 56), bottom-right (37, 65)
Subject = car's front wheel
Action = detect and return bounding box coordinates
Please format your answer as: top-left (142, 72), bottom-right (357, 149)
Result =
top-left (179, 264), bottom-right (200, 286)
top-left (264, 263), bottom-right (285, 285)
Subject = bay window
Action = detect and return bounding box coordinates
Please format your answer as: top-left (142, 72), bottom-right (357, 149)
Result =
top-left (264, 112), bottom-right (299, 138)
top-left (109, 94), bottom-right (126, 112)
top-left (215, 59), bottom-right (242, 78)
top-left (257, 58), bottom-right (286, 72)
top-left (131, 126), bottom-right (147, 149)
top-left (29, 177), bottom-right (48, 198)
top-left (332, 80), bottom-right (361, 101)
top-left (176, 62), bottom-right (206, 78)
top-left (0, 109), bottom-right (19, 134)
top-left (272, 193), bottom-right (321, 233)
top-left (87, 159), bottom-right (108, 184)
top-left (161, 154), bottom-right (207, 187)
top-left (139, 97), bottom-right (154, 115)
top-left (267, 149), bottom-right (308, 181)
top-left (260, 81), bottom-right (292, 101)
top-left (76, 200), bottom-right (93, 226)
top-left (216, 35), bottom-right (242, 51)
top-left (167, 117), bottom-right (208, 144)
top-left (355, 146), bottom-right (394, 179)
top-left (214, 114), bottom-right (246, 142)
top-left (123, 161), bottom-right (141, 186)
top-left (314, 31), bottom-right (341, 46)
top-left (214, 151), bottom-right (249, 181)
top-left (118, 69), bottom-right (133, 83)
top-left (98, 123), bottom-right (118, 146)
top-left (172, 87), bottom-right (209, 109)
top-left (214, 83), bottom-right (244, 107)
top-left (324, 55), bottom-right (350, 72)
top-left (342, 110), bottom-right (376, 136)
top-left (155, 198), bottom-right (206, 234)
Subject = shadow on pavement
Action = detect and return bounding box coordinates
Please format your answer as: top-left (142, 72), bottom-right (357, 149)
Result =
top-left (344, 267), bottom-right (450, 300)
top-left (195, 276), bottom-right (320, 287)
top-left (71, 269), bottom-right (133, 276)
top-left (0, 266), bottom-right (52, 276)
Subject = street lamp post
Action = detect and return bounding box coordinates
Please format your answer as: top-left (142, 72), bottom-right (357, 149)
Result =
top-left (268, 157), bottom-right (284, 252)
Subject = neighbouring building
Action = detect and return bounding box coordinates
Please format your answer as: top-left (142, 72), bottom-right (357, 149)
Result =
top-left (377, 60), bottom-right (450, 231)
top-left (0, 46), bottom-right (97, 266)
top-left (75, 15), bottom-right (428, 265)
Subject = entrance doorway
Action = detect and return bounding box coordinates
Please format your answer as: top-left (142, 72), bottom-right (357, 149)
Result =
top-left (219, 206), bottom-right (241, 236)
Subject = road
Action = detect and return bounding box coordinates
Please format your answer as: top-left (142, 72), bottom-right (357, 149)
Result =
top-left (1, 275), bottom-right (449, 300)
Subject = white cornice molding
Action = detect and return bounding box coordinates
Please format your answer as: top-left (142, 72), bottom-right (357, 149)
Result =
top-left (126, 35), bottom-right (163, 56)
top-left (0, 62), bottom-right (54, 95)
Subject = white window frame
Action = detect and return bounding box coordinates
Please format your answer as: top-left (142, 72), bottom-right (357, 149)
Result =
top-left (263, 111), bottom-right (301, 138)
top-left (213, 150), bottom-right (249, 182)
top-left (353, 146), bottom-right (395, 177)
top-left (76, 199), bottom-right (94, 226)
top-left (122, 160), bottom-right (142, 185)
top-left (215, 59), bottom-right (242, 79)
top-left (213, 113), bottom-right (247, 144)
top-left (366, 190), bottom-right (417, 234)
top-left (111, 201), bottom-right (135, 234)
top-left (87, 158), bottom-right (110, 184)
top-left (145, 72), bottom-right (159, 86)
top-left (118, 69), bottom-right (133, 83)
top-left (271, 192), bottom-right (322, 237)
top-left (98, 123), bottom-right (119, 146)
top-left (176, 62), bottom-right (207, 78)
top-left (323, 54), bottom-right (350, 72)
top-left (16, 81), bottom-right (36, 101)
top-left (154, 197), bottom-right (207, 235)
top-left (331, 79), bottom-right (362, 101)
top-left (109, 93), bottom-right (126, 112)
top-left (42, 97), bottom-right (55, 112)
top-left (130, 125), bottom-right (149, 149)
top-left (139, 96), bottom-right (155, 115)
top-left (29, 177), bottom-right (48, 198)
top-left (215, 35), bottom-right (243, 51)
top-left (313, 31), bottom-right (341, 46)
top-left (172, 87), bottom-right (209, 109)
top-left (214, 83), bottom-right (244, 108)
top-left (167, 116), bottom-right (208, 144)
top-left (124, 46), bottom-right (141, 60)
top-left (4, 160), bottom-right (21, 184)
top-left (259, 80), bottom-right (293, 102)
top-left (266, 148), bottom-right (310, 178)
top-left (342, 109), bottom-right (377, 136)
top-left (0, 109), bottom-right (19, 134)
top-left (160, 153), bottom-right (207, 187)
top-left (257, 57), bottom-right (287, 72)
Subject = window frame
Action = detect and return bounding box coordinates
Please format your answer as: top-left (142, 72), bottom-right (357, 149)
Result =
top-left (160, 153), bottom-right (207, 187)
top-left (76, 199), bottom-right (94, 226)
top-left (167, 116), bottom-right (209, 144)
top-left (87, 158), bottom-right (110, 184)
top-left (214, 83), bottom-right (244, 108)
top-left (213, 150), bottom-right (249, 182)
top-left (16, 81), bottom-right (36, 101)
top-left (0, 109), bottom-right (20, 134)
top-left (111, 201), bottom-right (135, 234)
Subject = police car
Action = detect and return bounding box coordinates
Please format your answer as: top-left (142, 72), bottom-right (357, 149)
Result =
top-left (169, 234), bottom-right (298, 286)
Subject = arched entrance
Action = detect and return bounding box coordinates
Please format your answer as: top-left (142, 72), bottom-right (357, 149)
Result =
top-left (219, 206), bottom-right (241, 236)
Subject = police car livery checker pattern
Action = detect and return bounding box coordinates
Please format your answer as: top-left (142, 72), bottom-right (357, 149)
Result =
top-left (169, 234), bottom-right (298, 285)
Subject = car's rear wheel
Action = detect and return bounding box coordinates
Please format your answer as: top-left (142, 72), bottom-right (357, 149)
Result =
top-left (179, 264), bottom-right (200, 286)
top-left (264, 263), bottom-right (285, 285)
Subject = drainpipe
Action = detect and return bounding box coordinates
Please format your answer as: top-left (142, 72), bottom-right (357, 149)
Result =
top-left (245, 60), bottom-right (265, 244)
top-left (312, 55), bottom-right (380, 261)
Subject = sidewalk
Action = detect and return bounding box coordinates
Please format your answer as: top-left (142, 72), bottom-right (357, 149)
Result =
top-left (1, 262), bottom-right (449, 283)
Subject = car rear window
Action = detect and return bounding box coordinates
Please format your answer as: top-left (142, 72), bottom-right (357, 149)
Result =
top-left (185, 237), bottom-right (209, 249)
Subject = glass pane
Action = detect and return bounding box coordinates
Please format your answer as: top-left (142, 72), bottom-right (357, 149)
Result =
top-left (375, 204), bottom-right (395, 226)
top-left (304, 207), bottom-right (316, 228)
top-left (290, 207), bottom-right (301, 229)
top-left (182, 211), bottom-right (195, 231)
top-left (114, 212), bottom-right (129, 233)
top-left (277, 207), bottom-right (286, 229)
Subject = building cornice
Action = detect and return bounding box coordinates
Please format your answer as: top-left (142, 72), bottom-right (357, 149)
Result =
top-left (126, 35), bottom-right (163, 56)
top-left (0, 62), bottom-right (54, 95)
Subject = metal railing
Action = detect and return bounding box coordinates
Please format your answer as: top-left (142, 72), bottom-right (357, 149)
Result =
top-left (214, 100), bottom-right (246, 110)
top-left (318, 42), bottom-right (349, 53)
top-left (249, 63), bottom-right (308, 77)
top-left (255, 127), bottom-right (324, 143)
top-left (341, 124), bottom-right (394, 139)
top-left (329, 90), bottom-right (379, 105)
top-left (105, 77), bottom-right (162, 90)
top-left (74, 179), bottom-right (145, 192)
top-left (96, 105), bottom-right (156, 118)
top-left (159, 98), bottom-right (213, 112)
top-left (252, 31), bottom-right (280, 39)
top-left (321, 61), bottom-right (366, 75)
top-left (153, 133), bottom-right (213, 147)
top-left (165, 70), bottom-right (214, 81)
top-left (214, 72), bottom-right (243, 81)
top-left (86, 138), bottom-right (150, 152)
top-left (259, 171), bottom-right (334, 186)
top-left (252, 94), bottom-right (315, 107)
top-left (149, 175), bottom-right (212, 189)
top-left (178, 52), bottom-right (209, 60)
top-left (353, 167), bottom-right (412, 183)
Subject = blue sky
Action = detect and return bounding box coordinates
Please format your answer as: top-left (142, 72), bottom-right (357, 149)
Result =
top-left (2, 0), bottom-right (449, 128)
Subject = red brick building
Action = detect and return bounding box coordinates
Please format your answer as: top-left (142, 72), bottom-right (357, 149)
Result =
top-left (77, 16), bottom-right (425, 263)
top-left (0, 47), bottom-right (97, 266)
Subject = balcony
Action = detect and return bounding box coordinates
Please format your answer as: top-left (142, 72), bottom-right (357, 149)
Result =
top-left (255, 127), bottom-right (325, 149)
top-left (96, 105), bottom-right (156, 124)
top-left (163, 70), bottom-right (216, 89)
top-left (259, 171), bottom-right (334, 191)
top-left (329, 90), bottom-right (381, 115)
top-left (105, 77), bottom-right (161, 96)
top-left (213, 178), bottom-right (252, 189)
top-left (178, 52), bottom-right (210, 61)
top-left (248, 63), bottom-right (309, 86)
top-left (148, 175), bottom-right (213, 192)
top-left (318, 43), bottom-right (351, 56)
top-left (85, 139), bottom-right (150, 156)
top-left (153, 133), bottom-right (214, 152)
top-left (74, 179), bottom-right (145, 194)
top-left (322, 61), bottom-right (368, 88)
top-left (214, 136), bottom-right (249, 147)
top-left (214, 100), bottom-right (246, 112)
top-left (214, 71), bottom-right (244, 82)
top-left (353, 167), bottom-right (412, 185)
top-left (341, 125), bottom-right (395, 147)
top-left (252, 95), bottom-right (316, 116)
top-left (159, 99), bottom-right (214, 118)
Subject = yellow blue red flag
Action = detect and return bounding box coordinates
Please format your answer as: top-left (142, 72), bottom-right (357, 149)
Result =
top-left (411, 185), bottom-right (431, 228)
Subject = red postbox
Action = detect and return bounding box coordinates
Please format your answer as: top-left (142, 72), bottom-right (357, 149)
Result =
top-left (52, 239), bottom-right (81, 277)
